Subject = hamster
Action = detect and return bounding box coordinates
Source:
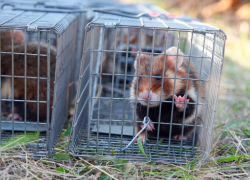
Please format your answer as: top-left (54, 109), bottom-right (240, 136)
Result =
top-left (130, 46), bottom-right (204, 143)
top-left (1, 29), bottom-right (56, 122)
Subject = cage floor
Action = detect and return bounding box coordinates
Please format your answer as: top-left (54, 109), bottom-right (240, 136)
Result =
top-left (72, 131), bottom-right (198, 164)
top-left (0, 131), bottom-right (47, 158)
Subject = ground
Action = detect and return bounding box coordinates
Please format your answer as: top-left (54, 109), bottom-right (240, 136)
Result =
top-left (1, 0), bottom-right (250, 179)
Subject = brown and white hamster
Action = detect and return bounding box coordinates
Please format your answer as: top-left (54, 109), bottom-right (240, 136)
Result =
top-left (1, 29), bottom-right (56, 121)
top-left (130, 47), bottom-right (204, 143)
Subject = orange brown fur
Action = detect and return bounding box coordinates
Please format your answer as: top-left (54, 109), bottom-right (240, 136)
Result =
top-left (132, 53), bottom-right (193, 100)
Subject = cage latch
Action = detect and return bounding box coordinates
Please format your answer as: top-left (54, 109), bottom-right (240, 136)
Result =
top-left (122, 116), bottom-right (150, 152)
top-left (194, 27), bottom-right (206, 34)
top-left (27, 25), bottom-right (38, 32)
top-left (104, 22), bottom-right (117, 28)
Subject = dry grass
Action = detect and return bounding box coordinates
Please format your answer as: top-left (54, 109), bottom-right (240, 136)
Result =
top-left (0, 139), bottom-right (250, 179)
top-left (1, 2), bottom-right (250, 179)
top-left (0, 38), bottom-right (249, 180)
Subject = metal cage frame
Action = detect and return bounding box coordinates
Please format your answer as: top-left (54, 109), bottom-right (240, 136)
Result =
top-left (0, 9), bottom-right (80, 157)
top-left (68, 12), bottom-right (226, 164)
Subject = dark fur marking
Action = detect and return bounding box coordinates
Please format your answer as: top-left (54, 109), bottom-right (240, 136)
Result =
top-left (136, 93), bottom-right (196, 138)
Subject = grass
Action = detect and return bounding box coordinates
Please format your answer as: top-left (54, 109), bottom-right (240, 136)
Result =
top-left (1, 4), bottom-right (250, 180)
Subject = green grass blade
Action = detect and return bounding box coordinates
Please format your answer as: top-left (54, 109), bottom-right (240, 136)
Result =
top-left (137, 139), bottom-right (149, 161)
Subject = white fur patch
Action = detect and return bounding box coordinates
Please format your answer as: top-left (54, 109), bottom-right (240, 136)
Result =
top-left (1, 78), bottom-right (12, 99)
top-left (166, 47), bottom-right (183, 68)
top-left (184, 86), bottom-right (202, 124)
top-left (137, 90), bottom-right (160, 107)
top-left (188, 86), bottom-right (197, 102)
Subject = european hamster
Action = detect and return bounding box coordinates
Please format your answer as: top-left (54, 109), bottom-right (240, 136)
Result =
top-left (1, 29), bottom-right (56, 122)
top-left (130, 46), bottom-right (204, 143)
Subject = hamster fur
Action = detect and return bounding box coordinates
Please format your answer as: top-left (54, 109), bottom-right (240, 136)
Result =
top-left (1, 30), bottom-right (56, 121)
top-left (130, 46), bottom-right (204, 143)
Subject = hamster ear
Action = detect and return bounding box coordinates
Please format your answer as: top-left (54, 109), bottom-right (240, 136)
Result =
top-left (166, 47), bottom-right (183, 68)
top-left (4, 30), bottom-right (24, 43)
top-left (134, 53), bottom-right (147, 70)
top-left (13, 30), bottom-right (24, 43)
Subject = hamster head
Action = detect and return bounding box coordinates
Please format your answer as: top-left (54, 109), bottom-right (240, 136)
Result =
top-left (131, 46), bottom-right (187, 107)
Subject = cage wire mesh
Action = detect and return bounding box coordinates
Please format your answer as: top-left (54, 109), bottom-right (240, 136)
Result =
top-left (68, 12), bottom-right (226, 164)
top-left (0, 9), bottom-right (80, 157)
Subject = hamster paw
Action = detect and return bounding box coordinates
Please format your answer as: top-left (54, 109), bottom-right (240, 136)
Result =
top-left (140, 119), bottom-right (155, 131)
top-left (174, 95), bottom-right (189, 111)
top-left (172, 135), bottom-right (187, 141)
top-left (8, 113), bottom-right (23, 121)
top-left (134, 134), bottom-right (146, 143)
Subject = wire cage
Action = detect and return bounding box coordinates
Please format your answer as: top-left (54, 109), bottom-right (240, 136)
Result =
top-left (68, 12), bottom-right (226, 164)
top-left (0, 9), bottom-right (80, 157)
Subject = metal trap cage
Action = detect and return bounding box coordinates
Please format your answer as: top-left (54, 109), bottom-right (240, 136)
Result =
top-left (68, 13), bottom-right (227, 164)
top-left (69, 13), bottom-right (226, 164)
top-left (0, 9), bottom-right (80, 157)
top-left (68, 13), bottom-right (226, 164)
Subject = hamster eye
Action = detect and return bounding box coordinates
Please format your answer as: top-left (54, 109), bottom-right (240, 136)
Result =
top-left (154, 74), bottom-right (162, 81)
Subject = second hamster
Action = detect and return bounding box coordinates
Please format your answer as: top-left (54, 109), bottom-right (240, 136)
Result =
top-left (1, 29), bottom-right (56, 121)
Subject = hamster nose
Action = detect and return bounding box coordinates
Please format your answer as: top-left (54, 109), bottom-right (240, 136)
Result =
top-left (141, 90), bottom-right (152, 100)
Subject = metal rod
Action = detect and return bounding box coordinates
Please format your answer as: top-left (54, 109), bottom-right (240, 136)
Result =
top-left (92, 49), bottom-right (210, 58)
top-left (108, 27), bottom-right (118, 153)
top-left (0, 51), bottom-right (48, 56)
top-left (46, 30), bottom-right (51, 152)
top-left (167, 31), bottom-right (181, 154)
top-left (191, 32), bottom-right (206, 156)
top-left (0, 29), bottom-right (2, 141)
top-left (120, 27), bottom-right (130, 151)
top-left (132, 27), bottom-right (143, 152)
top-left (179, 30), bottom-right (194, 154)
top-left (24, 29), bottom-right (27, 134)
top-left (89, 118), bottom-right (204, 126)
top-left (156, 29), bottom-right (169, 152)
top-left (123, 116), bottom-right (150, 151)
top-left (11, 29), bottom-right (14, 136)
top-left (96, 26), bottom-right (105, 152)
top-left (87, 25), bottom-right (94, 147)
top-left (0, 75), bottom-right (48, 79)
top-left (36, 30), bottom-right (41, 151)
top-left (144, 28), bottom-right (156, 154)
top-left (203, 33), bottom-right (217, 155)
